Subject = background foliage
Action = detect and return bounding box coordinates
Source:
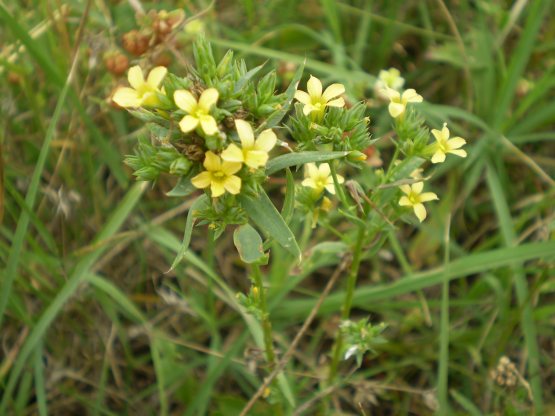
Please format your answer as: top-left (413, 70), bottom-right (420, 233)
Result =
top-left (1, 0), bottom-right (554, 414)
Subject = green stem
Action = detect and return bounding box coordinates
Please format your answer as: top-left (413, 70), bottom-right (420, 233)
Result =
top-left (329, 161), bottom-right (350, 210)
top-left (327, 225), bottom-right (366, 382)
top-left (251, 263), bottom-right (283, 415)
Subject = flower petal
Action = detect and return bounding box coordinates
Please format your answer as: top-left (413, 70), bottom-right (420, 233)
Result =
top-left (147, 66), bottom-right (167, 88)
top-left (305, 163), bottom-right (318, 178)
top-left (174, 90), bottom-right (197, 113)
top-left (199, 88), bottom-right (219, 110)
top-left (221, 161), bottom-right (242, 175)
top-left (322, 83), bottom-right (345, 101)
top-left (294, 90), bottom-right (311, 105)
top-left (307, 75), bottom-right (322, 98)
top-left (431, 150), bottom-right (446, 164)
top-left (431, 128), bottom-right (443, 143)
top-left (302, 178), bottom-right (317, 189)
top-left (179, 115), bottom-right (199, 133)
top-left (449, 149), bottom-right (467, 158)
top-left (441, 123), bottom-right (450, 139)
top-left (402, 89), bottom-right (423, 103)
top-left (221, 144), bottom-right (245, 163)
top-left (420, 192), bottom-right (439, 202)
top-left (127, 66), bottom-right (144, 89)
top-left (203, 151), bottom-right (221, 171)
top-left (223, 176), bottom-right (241, 195)
top-left (336, 174), bottom-right (345, 184)
top-left (388, 102), bottom-right (405, 118)
top-left (325, 183), bottom-right (336, 194)
top-left (413, 203), bottom-right (427, 222)
top-left (399, 196), bottom-right (411, 206)
top-left (191, 171), bottom-right (212, 189)
top-left (302, 104), bottom-right (315, 116)
top-left (400, 184), bottom-right (411, 195)
top-left (245, 150), bottom-right (268, 168)
top-left (235, 119), bottom-right (255, 148)
top-left (113, 87), bottom-right (141, 108)
top-left (327, 97), bottom-right (345, 108)
top-left (383, 87), bottom-right (400, 101)
top-left (200, 115), bottom-right (219, 135)
top-left (318, 163), bottom-right (331, 176)
top-left (255, 129), bottom-right (277, 152)
top-left (448, 137), bottom-right (466, 149)
top-left (412, 182), bottom-right (424, 193)
top-left (210, 181), bottom-right (225, 197)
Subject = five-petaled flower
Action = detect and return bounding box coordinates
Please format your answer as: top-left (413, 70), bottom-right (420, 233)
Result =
top-left (399, 182), bottom-right (438, 222)
top-left (430, 123), bottom-right (467, 163)
top-left (113, 66), bottom-right (167, 108)
top-left (294, 76), bottom-right (345, 119)
top-left (221, 120), bottom-right (277, 169)
top-left (302, 163), bottom-right (344, 195)
top-left (384, 88), bottom-right (423, 118)
top-left (174, 88), bottom-right (219, 135)
top-left (376, 68), bottom-right (405, 94)
top-left (191, 151), bottom-right (242, 197)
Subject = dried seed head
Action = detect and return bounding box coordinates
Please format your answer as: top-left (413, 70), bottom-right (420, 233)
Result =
top-left (104, 51), bottom-right (129, 76)
top-left (122, 30), bottom-right (150, 56)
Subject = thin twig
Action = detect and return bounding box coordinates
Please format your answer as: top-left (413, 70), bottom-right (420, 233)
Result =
top-left (239, 255), bottom-right (352, 416)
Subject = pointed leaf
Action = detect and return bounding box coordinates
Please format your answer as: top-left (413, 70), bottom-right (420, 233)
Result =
top-left (233, 224), bottom-right (267, 264)
top-left (266, 151), bottom-right (349, 175)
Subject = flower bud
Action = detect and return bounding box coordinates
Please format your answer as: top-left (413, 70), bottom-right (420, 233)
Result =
top-left (348, 150), bottom-right (367, 162)
top-left (169, 157), bottom-right (192, 175)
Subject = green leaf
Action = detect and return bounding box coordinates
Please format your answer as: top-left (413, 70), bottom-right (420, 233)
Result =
top-left (281, 168), bottom-right (295, 223)
top-left (234, 61), bottom-right (267, 94)
top-left (166, 176), bottom-right (197, 197)
top-left (233, 224), bottom-right (267, 264)
top-left (266, 151), bottom-right (349, 175)
top-left (169, 194), bottom-right (210, 271)
top-left (238, 190), bottom-right (301, 260)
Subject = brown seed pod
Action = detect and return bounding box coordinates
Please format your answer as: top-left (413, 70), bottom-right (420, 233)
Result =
top-left (122, 30), bottom-right (150, 56)
top-left (104, 52), bottom-right (129, 76)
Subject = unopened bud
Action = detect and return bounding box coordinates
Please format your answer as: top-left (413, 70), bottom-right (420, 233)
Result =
top-left (348, 150), bottom-right (367, 161)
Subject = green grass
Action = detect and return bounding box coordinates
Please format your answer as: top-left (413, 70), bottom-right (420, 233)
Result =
top-left (1, 0), bottom-right (554, 415)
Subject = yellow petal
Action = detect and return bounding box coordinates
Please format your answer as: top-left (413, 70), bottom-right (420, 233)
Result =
top-left (399, 196), bottom-right (411, 206)
top-left (174, 90), bottom-right (197, 113)
top-left (294, 90), bottom-right (311, 105)
top-left (327, 97), bottom-right (345, 108)
top-left (413, 203), bottom-right (427, 222)
top-left (221, 144), bottom-right (245, 163)
top-left (441, 123), bottom-right (450, 139)
top-left (128, 66), bottom-right (144, 90)
top-left (400, 184), bottom-right (411, 195)
top-left (179, 115), bottom-right (199, 133)
top-left (140, 92), bottom-right (159, 107)
top-left (324, 183), bottom-right (336, 194)
top-left (221, 161), bottom-right (242, 175)
top-left (305, 163), bottom-right (318, 179)
top-left (336, 174), bottom-right (345, 184)
top-left (302, 178), bottom-right (317, 189)
top-left (235, 119), bottom-right (255, 148)
top-left (322, 83), bottom-right (345, 101)
top-left (402, 89), bottom-right (423, 103)
top-left (255, 129), bottom-right (277, 152)
top-left (307, 75), bottom-right (322, 98)
top-left (223, 175), bottom-right (241, 194)
top-left (431, 150), bottom-right (446, 164)
top-left (245, 150), bottom-right (268, 168)
top-left (191, 171), bottom-right (212, 189)
top-left (200, 115), bottom-right (218, 135)
top-left (113, 87), bottom-right (140, 108)
top-left (199, 88), bottom-right (219, 111)
top-left (412, 182), bottom-right (424, 193)
top-left (431, 128), bottom-right (444, 143)
top-left (302, 104), bottom-right (315, 116)
top-left (420, 192), bottom-right (439, 202)
top-left (388, 102), bottom-right (405, 118)
top-left (383, 87), bottom-right (400, 101)
top-left (318, 163), bottom-right (331, 177)
top-left (203, 151), bottom-right (221, 171)
top-left (449, 149), bottom-right (467, 158)
top-left (210, 181), bottom-right (225, 197)
top-left (448, 137), bottom-right (466, 149)
top-left (147, 66), bottom-right (167, 88)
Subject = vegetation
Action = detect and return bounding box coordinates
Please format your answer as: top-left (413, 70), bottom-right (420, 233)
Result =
top-left (1, 1), bottom-right (554, 415)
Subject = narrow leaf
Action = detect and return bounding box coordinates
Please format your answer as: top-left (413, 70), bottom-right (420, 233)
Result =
top-left (266, 151), bottom-right (349, 175)
top-left (233, 224), bottom-right (266, 264)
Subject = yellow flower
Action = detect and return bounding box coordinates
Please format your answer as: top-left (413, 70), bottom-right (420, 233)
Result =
top-left (430, 123), bottom-right (467, 163)
top-left (221, 120), bottom-right (277, 169)
top-left (376, 68), bottom-right (405, 94)
top-left (191, 151), bottom-right (242, 197)
top-left (302, 163), bottom-right (344, 195)
top-left (112, 66), bottom-right (167, 108)
top-left (399, 182), bottom-right (438, 222)
top-left (174, 88), bottom-right (219, 135)
top-left (294, 75), bottom-right (345, 119)
top-left (384, 88), bottom-right (423, 118)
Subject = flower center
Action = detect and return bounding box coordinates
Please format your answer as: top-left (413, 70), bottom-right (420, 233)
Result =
top-left (212, 171), bottom-right (226, 180)
top-left (409, 193), bottom-right (420, 204)
top-left (315, 177), bottom-right (328, 190)
top-left (193, 106), bottom-right (208, 118)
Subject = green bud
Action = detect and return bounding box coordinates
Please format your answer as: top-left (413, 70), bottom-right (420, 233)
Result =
top-left (169, 157), bottom-right (192, 175)
top-left (217, 50), bottom-right (234, 78)
top-left (348, 150), bottom-right (367, 162)
top-left (257, 104), bottom-right (275, 116)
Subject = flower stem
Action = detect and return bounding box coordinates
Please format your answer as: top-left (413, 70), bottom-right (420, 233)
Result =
top-left (327, 225), bottom-right (366, 382)
top-left (251, 263), bottom-right (282, 414)
top-left (329, 161), bottom-right (350, 210)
